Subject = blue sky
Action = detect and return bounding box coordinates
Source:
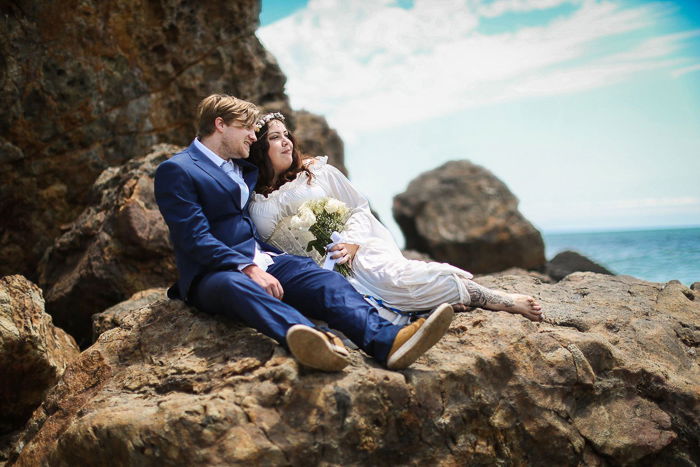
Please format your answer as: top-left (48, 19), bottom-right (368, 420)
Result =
top-left (259, 0), bottom-right (700, 244)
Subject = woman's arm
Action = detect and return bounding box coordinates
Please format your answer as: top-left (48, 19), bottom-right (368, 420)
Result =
top-left (314, 161), bottom-right (380, 256)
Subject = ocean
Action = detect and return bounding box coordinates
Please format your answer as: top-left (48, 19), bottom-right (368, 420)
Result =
top-left (543, 226), bottom-right (700, 286)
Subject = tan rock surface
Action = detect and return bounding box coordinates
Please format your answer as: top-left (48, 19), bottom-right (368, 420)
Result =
top-left (0, 275), bottom-right (79, 455)
top-left (12, 272), bottom-right (699, 465)
top-left (37, 145), bottom-right (180, 346)
top-left (393, 160), bottom-right (546, 274)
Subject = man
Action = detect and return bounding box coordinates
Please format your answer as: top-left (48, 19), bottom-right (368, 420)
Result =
top-left (154, 93), bottom-right (453, 371)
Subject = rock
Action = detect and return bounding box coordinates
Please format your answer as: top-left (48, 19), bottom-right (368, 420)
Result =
top-left (92, 288), bottom-right (166, 341)
top-left (292, 110), bottom-right (347, 175)
top-left (546, 250), bottom-right (614, 281)
top-left (393, 160), bottom-right (546, 274)
top-left (12, 273), bottom-right (700, 465)
top-left (0, 0), bottom-right (288, 279)
top-left (0, 276), bottom-right (79, 441)
top-left (401, 250), bottom-right (433, 262)
top-left (37, 145), bottom-right (180, 346)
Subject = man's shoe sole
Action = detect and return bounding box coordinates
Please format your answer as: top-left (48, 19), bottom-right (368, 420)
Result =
top-left (287, 325), bottom-right (350, 372)
top-left (387, 303), bottom-right (454, 370)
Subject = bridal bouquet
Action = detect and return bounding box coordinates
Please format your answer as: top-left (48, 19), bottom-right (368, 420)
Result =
top-left (267, 197), bottom-right (352, 276)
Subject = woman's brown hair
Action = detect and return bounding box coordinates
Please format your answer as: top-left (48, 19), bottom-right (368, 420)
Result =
top-left (249, 117), bottom-right (314, 196)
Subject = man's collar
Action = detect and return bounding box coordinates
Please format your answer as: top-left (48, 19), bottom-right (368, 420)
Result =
top-left (194, 138), bottom-right (254, 172)
top-left (194, 138), bottom-right (228, 167)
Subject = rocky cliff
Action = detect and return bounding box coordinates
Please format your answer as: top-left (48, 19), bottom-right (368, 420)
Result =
top-left (0, 0), bottom-right (345, 280)
top-left (36, 144), bottom-right (180, 345)
top-left (7, 272), bottom-right (699, 465)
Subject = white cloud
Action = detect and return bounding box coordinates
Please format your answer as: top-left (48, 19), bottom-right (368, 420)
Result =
top-left (258, 0), bottom-right (699, 138)
top-left (672, 63), bottom-right (700, 78)
top-left (477, 0), bottom-right (578, 18)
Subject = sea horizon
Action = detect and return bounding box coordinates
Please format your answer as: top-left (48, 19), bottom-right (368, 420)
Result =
top-left (541, 223), bottom-right (700, 236)
top-left (542, 225), bottom-right (700, 286)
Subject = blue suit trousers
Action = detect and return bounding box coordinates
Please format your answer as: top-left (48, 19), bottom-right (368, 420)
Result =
top-left (191, 254), bottom-right (400, 364)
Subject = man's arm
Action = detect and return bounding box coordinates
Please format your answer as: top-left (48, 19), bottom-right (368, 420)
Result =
top-left (154, 160), bottom-right (252, 270)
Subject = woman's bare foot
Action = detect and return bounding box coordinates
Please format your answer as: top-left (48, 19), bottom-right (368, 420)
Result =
top-left (465, 282), bottom-right (544, 322)
top-left (484, 292), bottom-right (543, 322)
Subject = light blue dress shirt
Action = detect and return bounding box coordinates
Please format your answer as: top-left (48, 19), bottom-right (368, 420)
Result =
top-left (193, 138), bottom-right (273, 271)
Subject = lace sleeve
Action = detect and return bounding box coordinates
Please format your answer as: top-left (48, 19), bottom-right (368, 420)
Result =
top-left (266, 215), bottom-right (325, 266)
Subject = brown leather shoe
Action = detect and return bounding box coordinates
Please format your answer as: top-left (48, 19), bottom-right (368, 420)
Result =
top-left (286, 325), bottom-right (350, 371)
top-left (387, 303), bottom-right (454, 370)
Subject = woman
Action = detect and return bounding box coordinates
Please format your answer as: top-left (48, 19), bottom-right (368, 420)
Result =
top-left (248, 113), bottom-right (543, 323)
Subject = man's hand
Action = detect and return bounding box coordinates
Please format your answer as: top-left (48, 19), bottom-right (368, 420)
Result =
top-left (242, 264), bottom-right (284, 299)
top-left (328, 243), bottom-right (360, 265)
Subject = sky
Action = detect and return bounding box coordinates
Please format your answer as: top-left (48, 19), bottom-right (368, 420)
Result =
top-left (258, 0), bottom-right (700, 245)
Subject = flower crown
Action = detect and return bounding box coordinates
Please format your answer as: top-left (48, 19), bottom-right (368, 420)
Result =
top-left (255, 112), bottom-right (285, 132)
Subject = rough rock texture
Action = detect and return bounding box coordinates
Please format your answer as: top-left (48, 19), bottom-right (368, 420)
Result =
top-left (37, 145), bottom-right (180, 346)
top-left (0, 276), bottom-right (79, 440)
top-left (393, 161), bottom-right (546, 274)
top-left (291, 110), bottom-right (347, 175)
top-left (0, 0), bottom-right (288, 279)
top-left (12, 273), bottom-right (700, 465)
top-left (547, 250), bottom-right (614, 281)
top-left (92, 288), bottom-right (165, 342)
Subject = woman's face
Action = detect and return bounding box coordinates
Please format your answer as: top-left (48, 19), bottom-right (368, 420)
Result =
top-left (266, 119), bottom-right (293, 177)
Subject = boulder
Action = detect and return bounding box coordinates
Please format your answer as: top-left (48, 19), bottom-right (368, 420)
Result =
top-left (0, 0), bottom-right (288, 279)
top-left (401, 250), bottom-right (433, 262)
top-left (37, 144), bottom-right (180, 346)
top-left (11, 273), bottom-right (700, 465)
top-left (92, 288), bottom-right (166, 342)
top-left (291, 110), bottom-right (347, 175)
top-left (393, 161), bottom-right (546, 274)
top-left (546, 250), bottom-right (614, 281)
top-left (0, 276), bottom-right (79, 441)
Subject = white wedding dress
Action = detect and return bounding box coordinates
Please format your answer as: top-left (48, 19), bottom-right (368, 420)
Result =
top-left (249, 157), bottom-right (474, 322)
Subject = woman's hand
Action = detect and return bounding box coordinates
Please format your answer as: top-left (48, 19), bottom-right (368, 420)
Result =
top-left (328, 243), bottom-right (359, 265)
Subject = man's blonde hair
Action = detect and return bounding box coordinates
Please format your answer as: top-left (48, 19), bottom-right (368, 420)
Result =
top-left (196, 94), bottom-right (260, 138)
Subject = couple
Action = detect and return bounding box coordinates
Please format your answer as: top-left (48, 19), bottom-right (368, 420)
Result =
top-left (154, 94), bottom-right (542, 372)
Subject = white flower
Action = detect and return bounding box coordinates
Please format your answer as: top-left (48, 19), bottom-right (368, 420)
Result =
top-left (291, 206), bottom-right (316, 230)
top-left (324, 198), bottom-right (346, 214)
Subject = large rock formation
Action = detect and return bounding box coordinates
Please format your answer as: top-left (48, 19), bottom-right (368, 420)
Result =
top-left (10, 272), bottom-right (700, 465)
top-left (393, 161), bottom-right (546, 274)
top-left (0, 0), bottom-right (288, 279)
top-left (37, 144), bottom-right (180, 346)
top-left (0, 276), bottom-right (79, 449)
top-left (291, 110), bottom-right (347, 175)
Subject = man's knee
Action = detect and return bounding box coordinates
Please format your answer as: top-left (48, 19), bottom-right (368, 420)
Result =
top-left (198, 270), bottom-right (259, 298)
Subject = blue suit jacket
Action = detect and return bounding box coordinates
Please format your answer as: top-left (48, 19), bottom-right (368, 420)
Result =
top-left (154, 141), bottom-right (282, 301)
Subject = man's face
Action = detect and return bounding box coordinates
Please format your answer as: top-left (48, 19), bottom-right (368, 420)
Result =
top-left (220, 120), bottom-right (257, 159)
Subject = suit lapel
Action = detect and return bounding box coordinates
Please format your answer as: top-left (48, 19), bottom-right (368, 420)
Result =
top-left (187, 143), bottom-right (242, 208)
